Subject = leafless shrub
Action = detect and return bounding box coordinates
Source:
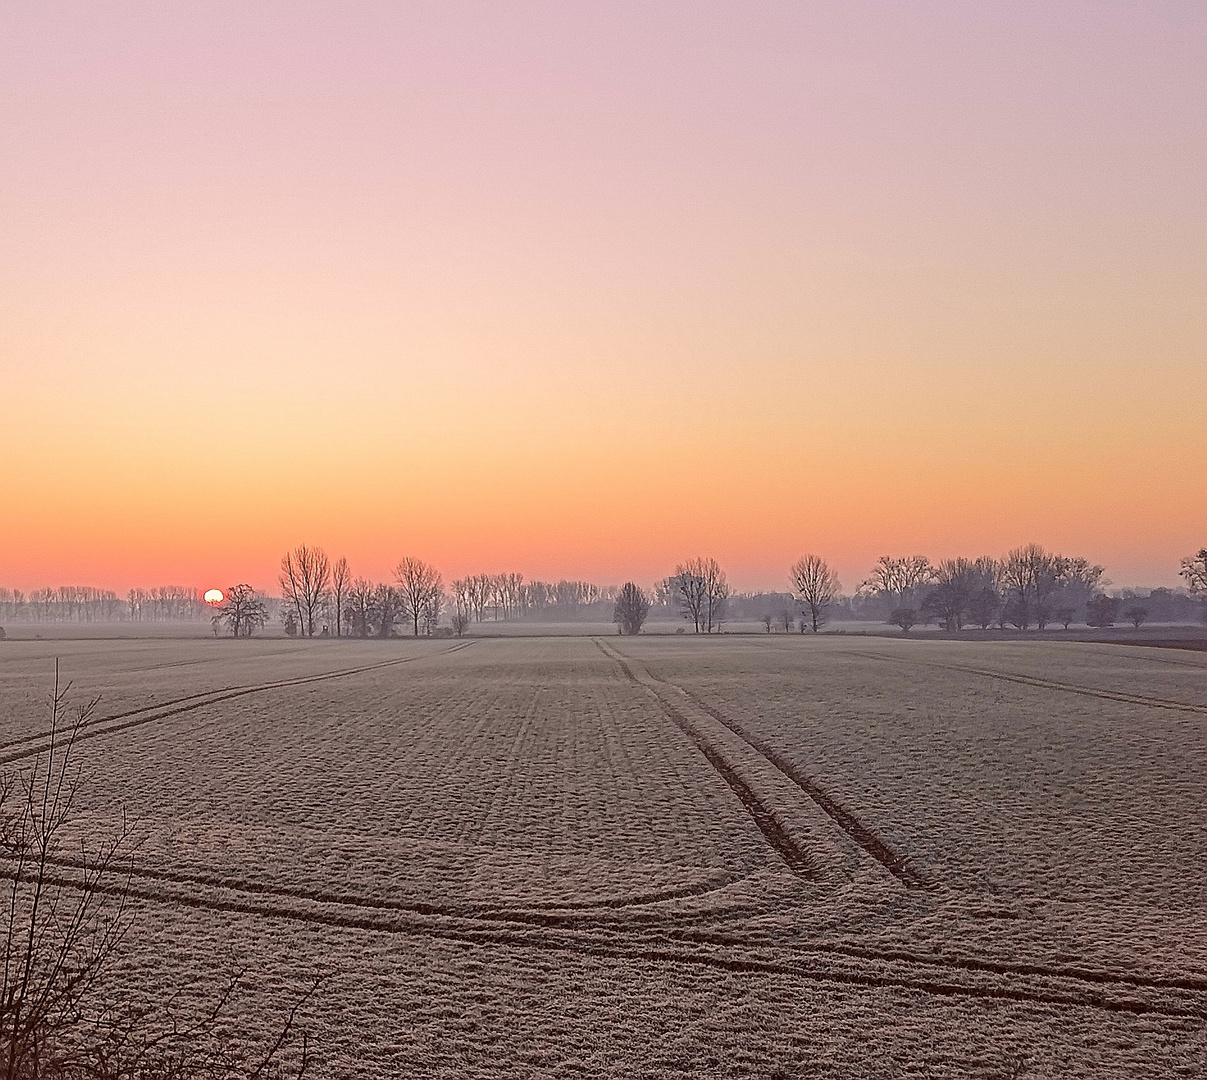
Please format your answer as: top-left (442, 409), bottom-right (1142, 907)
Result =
top-left (0, 667), bottom-right (316, 1079)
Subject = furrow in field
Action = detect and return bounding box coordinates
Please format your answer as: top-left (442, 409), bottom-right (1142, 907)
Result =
top-left (462, 683), bottom-right (539, 844)
top-left (633, 662), bottom-right (932, 890)
top-left (4, 851), bottom-right (736, 926)
top-left (19, 851), bottom-right (1204, 997)
top-left (599, 640), bottom-right (928, 889)
top-left (5, 864), bottom-right (1201, 1020)
top-left (0, 684), bottom-right (249, 752)
top-left (658, 928), bottom-right (1207, 994)
top-left (849, 650), bottom-right (1207, 715)
top-left (594, 640), bottom-right (823, 881)
top-left (0, 641), bottom-right (476, 765)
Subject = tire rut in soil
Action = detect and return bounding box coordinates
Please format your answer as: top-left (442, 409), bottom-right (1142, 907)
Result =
top-left (0, 641), bottom-right (477, 766)
top-left (5, 864), bottom-right (1201, 1020)
top-left (594, 640), bottom-right (826, 881)
top-left (659, 928), bottom-right (1207, 995)
top-left (849, 650), bottom-right (1207, 716)
top-left (657, 671), bottom-right (930, 889)
top-left (598, 640), bottom-right (928, 889)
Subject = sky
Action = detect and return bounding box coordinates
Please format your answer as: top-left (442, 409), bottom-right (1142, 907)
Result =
top-left (2, 1), bottom-right (1204, 594)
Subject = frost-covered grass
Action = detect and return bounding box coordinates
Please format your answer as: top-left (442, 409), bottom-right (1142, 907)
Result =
top-left (2, 635), bottom-right (1204, 1077)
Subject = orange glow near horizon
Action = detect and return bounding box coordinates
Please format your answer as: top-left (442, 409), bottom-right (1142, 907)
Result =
top-left (1, 4), bottom-right (1204, 595)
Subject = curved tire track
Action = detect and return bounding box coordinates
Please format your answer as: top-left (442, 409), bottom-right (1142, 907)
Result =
top-left (4, 864), bottom-right (1201, 1019)
top-left (6, 851), bottom-right (737, 927)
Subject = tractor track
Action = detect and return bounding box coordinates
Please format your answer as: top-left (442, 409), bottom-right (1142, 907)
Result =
top-left (597, 640), bottom-right (928, 889)
top-left (3, 862), bottom-right (1202, 1019)
top-left (0, 641), bottom-right (476, 765)
top-left (593, 640), bottom-right (821, 880)
top-left (647, 665), bottom-right (930, 890)
top-left (1, 851), bottom-right (738, 927)
top-left (658, 928), bottom-right (1207, 995)
top-left (849, 650), bottom-right (1207, 715)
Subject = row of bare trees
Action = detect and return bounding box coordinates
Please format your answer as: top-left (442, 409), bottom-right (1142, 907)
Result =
top-left (666, 557), bottom-right (731, 633)
top-left (449, 575), bottom-right (604, 623)
top-left (0, 586), bottom-right (214, 623)
top-left (274, 546), bottom-right (445, 638)
top-left (852, 546), bottom-right (1106, 632)
top-left (778, 544), bottom-right (1188, 634)
top-left (13, 544), bottom-right (1207, 640)
top-left (278, 546), bottom-right (350, 637)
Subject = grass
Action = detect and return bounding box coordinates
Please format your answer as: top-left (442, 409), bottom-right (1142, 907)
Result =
top-left (1, 634), bottom-right (1204, 1077)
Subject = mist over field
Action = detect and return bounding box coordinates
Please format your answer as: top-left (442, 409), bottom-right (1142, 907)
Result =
top-left (3, 1), bottom-right (1206, 1077)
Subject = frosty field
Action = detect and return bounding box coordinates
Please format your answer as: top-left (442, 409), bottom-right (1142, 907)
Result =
top-left (1, 635), bottom-right (1204, 1078)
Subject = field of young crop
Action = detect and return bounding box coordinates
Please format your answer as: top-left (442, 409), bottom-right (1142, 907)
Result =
top-left (1, 634), bottom-right (1204, 1077)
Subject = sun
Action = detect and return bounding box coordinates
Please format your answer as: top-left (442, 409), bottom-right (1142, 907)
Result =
top-left (203, 588), bottom-right (224, 605)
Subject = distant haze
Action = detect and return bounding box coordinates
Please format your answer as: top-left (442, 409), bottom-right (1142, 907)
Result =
top-left (2, 2), bottom-right (1203, 593)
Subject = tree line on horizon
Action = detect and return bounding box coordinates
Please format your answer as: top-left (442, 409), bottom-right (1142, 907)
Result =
top-left (0, 585), bottom-right (211, 624)
top-left (202, 543), bottom-right (1207, 639)
top-left (4, 546), bottom-right (1206, 636)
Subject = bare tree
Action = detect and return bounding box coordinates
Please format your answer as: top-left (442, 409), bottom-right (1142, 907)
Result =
top-left (789, 555), bottom-right (840, 633)
top-left (1181, 549), bottom-right (1207, 622)
top-left (372, 584), bottom-right (404, 638)
top-left (451, 611), bottom-right (471, 637)
top-left (451, 579), bottom-right (473, 626)
top-left (1124, 604), bottom-right (1149, 629)
top-left (921, 557), bottom-right (989, 631)
top-left (778, 609), bottom-right (794, 634)
top-left (1086, 593), bottom-right (1120, 627)
top-left (673, 561), bottom-right (708, 633)
top-left (330, 557), bottom-right (350, 639)
top-left (422, 588), bottom-right (444, 636)
top-left (703, 561), bottom-right (729, 633)
top-left (863, 556), bottom-right (933, 607)
top-left (998, 544), bottom-right (1048, 631)
top-left (998, 545), bottom-right (1102, 631)
top-left (279, 545), bottom-right (332, 638)
top-left (613, 582), bottom-right (650, 636)
top-left (210, 584), bottom-right (269, 638)
top-left (464, 575), bottom-right (490, 622)
top-left (343, 577), bottom-right (376, 638)
top-left (672, 558), bottom-right (728, 633)
top-left (395, 558), bottom-right (443, 637)
top-left (967, 583), bottom-right (1001, 630)
top-left (889, 607), bottom-right (918, 633)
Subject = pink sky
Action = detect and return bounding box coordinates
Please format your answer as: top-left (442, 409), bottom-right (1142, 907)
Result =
top-left (1, 2), bottom-right (1204, 593)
